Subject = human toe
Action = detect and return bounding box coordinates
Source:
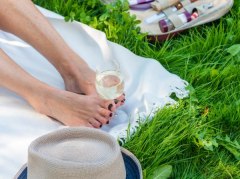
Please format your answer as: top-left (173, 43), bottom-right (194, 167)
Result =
top-left (89, 118), bottom-right (102, 128)
top-left (116, 93), bottom-right (125, 106)
top-left (99, 108), bottom-right (113, 119)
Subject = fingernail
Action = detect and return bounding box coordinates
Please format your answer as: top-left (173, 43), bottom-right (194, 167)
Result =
top-left (109, 113), bottom-right (113, 117)
top-left (107, 121), bottom-right (109, 124)
top-left (114, 99), bottom-right (119, 104)
top-left (108, 104), bottom-right (113, 111)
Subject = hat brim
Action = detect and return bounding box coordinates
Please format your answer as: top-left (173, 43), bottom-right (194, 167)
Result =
top-left (16, 148), bottom-right (142, 179)
top-left (15, 164), bottom-right (27, 179)
top-left (121, 147), bottom-right (143, 179)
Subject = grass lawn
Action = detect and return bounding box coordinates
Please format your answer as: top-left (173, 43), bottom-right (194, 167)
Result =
top-left (33, 0), bottom-right (240, 178)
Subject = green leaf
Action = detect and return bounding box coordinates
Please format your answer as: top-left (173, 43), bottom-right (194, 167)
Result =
top-left (143, 169), bottom-right (147, 179)
top-left (217, 136), bottom-right (240, 161)
top-left (226, 44), bottom-right (240, 57)
top-left (69, 11), bottom-right (75, 19)
top-left (99, 13), bottom-right (109, 21)
top-left (64, 16), bottom-right (70, 22)
top-left (150, 165), bottom-right (172, 179)
top-left (194, 131), bottom-right (219, 151)
top-left (226, 17), bottom-right (234, 26)
top-left (219, 143), bottom-right (240, 160)
top-left (211, 69), bottom-right (219, 78)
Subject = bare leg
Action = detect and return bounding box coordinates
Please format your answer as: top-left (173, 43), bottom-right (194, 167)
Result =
top-left (0, 0), bottom-right (94, 94)
top-left (0, 0), bottom-right (125, 107)
top-left (0, 0), bottom-right (125, 106)
top-left (0, 49), bottom-right (113, 128)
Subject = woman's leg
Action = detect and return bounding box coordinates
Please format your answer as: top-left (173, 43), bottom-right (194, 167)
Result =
top-left (0, 49), bottom-right (113, 128)
top-left (0, 0), bottom-right (95, 94)
top-left (0, 0), bottom-right (125, 105)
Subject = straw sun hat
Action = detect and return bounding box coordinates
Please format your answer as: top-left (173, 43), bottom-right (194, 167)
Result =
top-left (15, 127), bottom-right (142, 179)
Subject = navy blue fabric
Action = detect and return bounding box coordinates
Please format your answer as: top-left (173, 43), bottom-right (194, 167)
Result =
top-left (17, 167), bottom-right (27, 179)
top-left (122, 152), bottom-right (141, 179)
top-left (17, 152), bottom-right (140, 179)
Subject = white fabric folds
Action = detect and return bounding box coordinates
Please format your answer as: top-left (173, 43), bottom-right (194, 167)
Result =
top-left (0, 6), bottom-right (188, 178)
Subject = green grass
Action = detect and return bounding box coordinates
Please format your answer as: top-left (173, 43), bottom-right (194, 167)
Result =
top-left (33, 0), bottom-right (240, 178)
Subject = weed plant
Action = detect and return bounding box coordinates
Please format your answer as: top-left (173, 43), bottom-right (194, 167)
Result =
top-left (33, 0), bottom-right (240, 178)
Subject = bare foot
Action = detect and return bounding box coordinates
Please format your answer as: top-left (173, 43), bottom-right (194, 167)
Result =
top-left (62, 58), bottom-right (126, 107)
top-left (28, 87), bottom-right (114, 128)
top-left (64, 67), bottom-right (97, 96)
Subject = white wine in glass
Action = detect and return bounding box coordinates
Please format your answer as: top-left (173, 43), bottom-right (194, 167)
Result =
top-left (95, 60), bottom-right (124, 100)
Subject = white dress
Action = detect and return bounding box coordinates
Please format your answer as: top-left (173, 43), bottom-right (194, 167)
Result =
top-left (0, 6), bottom-right (188, 178)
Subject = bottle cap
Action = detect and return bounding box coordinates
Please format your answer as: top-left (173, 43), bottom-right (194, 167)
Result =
top-left (191, 12), bottom-right (199, 19)
top-left (175, 2), bottom-right (183, 10)
top-left (159, 19), bottom-right (168, 33)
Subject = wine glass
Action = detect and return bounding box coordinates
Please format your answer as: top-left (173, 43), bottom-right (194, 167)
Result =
top-left (95, 58), bottom-right (124, 100)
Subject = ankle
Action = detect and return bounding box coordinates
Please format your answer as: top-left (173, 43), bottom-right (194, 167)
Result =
top-left (57, 53), bottom-right (89, 79)
top-left (25, 83), bottom-right (57, 115)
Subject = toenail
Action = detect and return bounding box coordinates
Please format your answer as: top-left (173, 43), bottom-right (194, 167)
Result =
top-left (108, 104), bottom-right (113, 111)
top-left (114, 99), bottom-right (119, 104)
top-left (109, 113), bottom-right (113, 117)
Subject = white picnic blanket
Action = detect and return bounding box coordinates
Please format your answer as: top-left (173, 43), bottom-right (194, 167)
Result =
top-left (0, 6), bottom-right (188, 178)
